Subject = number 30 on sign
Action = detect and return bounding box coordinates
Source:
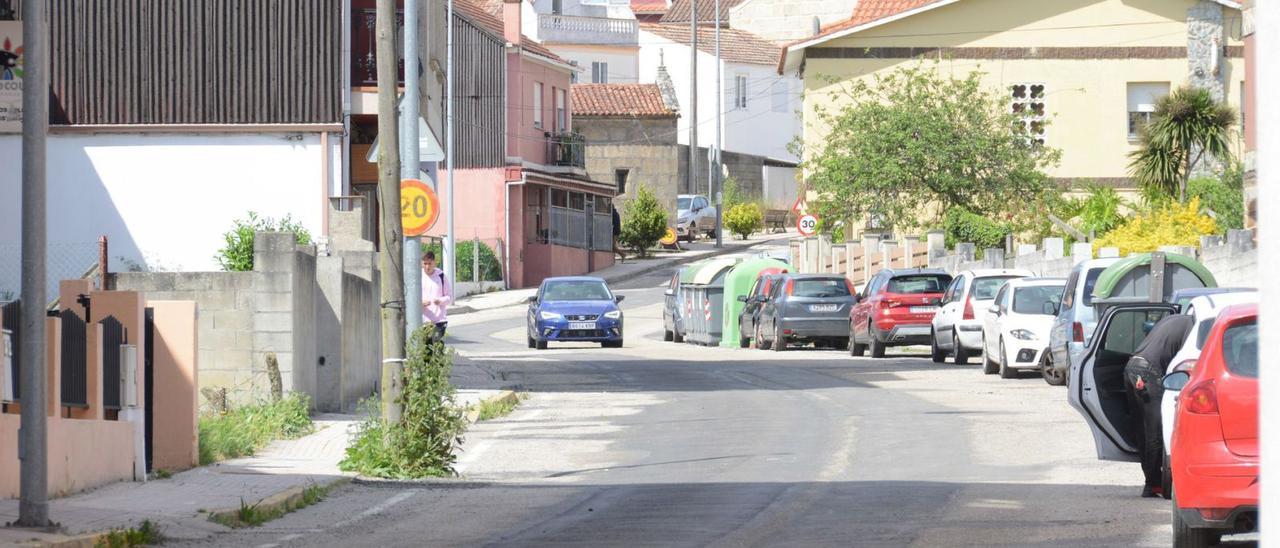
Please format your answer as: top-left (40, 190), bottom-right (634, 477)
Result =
top-left (401, 179), bottom-right (441, 237)
top-left (797, 213), bottom-right (819, 236)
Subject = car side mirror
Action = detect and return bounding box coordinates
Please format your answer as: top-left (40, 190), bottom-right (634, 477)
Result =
top-left (1044, 302), bottom-right (1059, 315)
top-left (737, 295), bottom-right (749, 303)
top-left (664, 289), bottom-right (674, 297)
top-left (988, 305), bottom-right (1001, 315)
top-left (615, 295), bottom-right (626, 303)
top-left (1162, 371), bottom-right (1191, 391)
top-left (527, 296), bottom-right (538, 304)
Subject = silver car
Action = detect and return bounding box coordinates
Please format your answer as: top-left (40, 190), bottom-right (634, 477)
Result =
top-left (755, 274), bottom-right (856, 351)
top-left (1045, 258), bottom-right (1118, 385)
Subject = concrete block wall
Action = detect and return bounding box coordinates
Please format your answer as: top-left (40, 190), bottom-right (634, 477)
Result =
top-left (1199, 230), bottom-right (1258, 288)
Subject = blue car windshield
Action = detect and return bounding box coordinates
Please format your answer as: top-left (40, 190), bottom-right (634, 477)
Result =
top-left (543, 281), bottom-right (612, 302)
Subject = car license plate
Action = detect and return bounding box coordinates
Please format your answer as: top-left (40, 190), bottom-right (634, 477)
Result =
top-left (809, 304), bottom-right (838, 312)
top-left (568, 322), bottom-right (596, 330)
top-left (910, 306), bottom-right (938, 314)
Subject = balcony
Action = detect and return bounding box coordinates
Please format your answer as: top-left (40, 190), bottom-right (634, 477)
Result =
top-left (546, 131), bottom-right (586, 169)
top-left (536, 14), bottom-right (638, 46)
top-left (352, 8), bottom-right (405, 87)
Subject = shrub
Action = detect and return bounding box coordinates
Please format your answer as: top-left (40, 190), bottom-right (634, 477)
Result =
top-left (198, 393), bottom-right (314, 465)
top-left (619, 185), bottom-right (669, 258)
top-left (215, 212), bottom-right (312, 272)
top-left (1187, 167), bottom-right (1243, 233)
top-left (1094, 197), bottom-right (1218, 256)
top-left (943, 208), bottom-right (1010, 251)
top-left (724, 202), bottom-right (764, 240)
top-left (421, 240), bottom-right (503, 282)
top-left (1074, 185), bottom-right (1128, 238)
top-left (340, 327), bottom-right (466, 478)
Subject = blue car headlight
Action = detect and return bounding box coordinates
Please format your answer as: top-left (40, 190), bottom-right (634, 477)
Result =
top-left (539, 310), bottom-right (562, 321)
top-left (603, 310), bottom-right (622, 320)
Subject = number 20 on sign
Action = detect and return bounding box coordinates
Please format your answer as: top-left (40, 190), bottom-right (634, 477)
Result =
top-left (401, 179), bottom-right (441, 237)
top-left (797, 214), bottom-right (818, 236)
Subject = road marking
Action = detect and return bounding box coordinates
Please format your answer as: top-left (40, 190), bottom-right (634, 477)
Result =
top-left (331, 490), bottom-right (417, 529)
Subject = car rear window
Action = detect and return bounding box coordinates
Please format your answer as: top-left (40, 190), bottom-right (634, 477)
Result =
top-left (1195, 318), bottom-right (1214, 350)
top-left (886, 275), bottom-right (950, 294)
top-left (1222, 321), bottom-right (1258, 378)
top-left (1012, 285), bottom-right (1064, 315)
top-left (971, 276), bottom-right (1018, 300)
top-left (1081, 268), bottom-right (1104, 306)
top-left (542, 281), bottom-right (612, 301)
top-left (793, 279), bottom-right (850, 298)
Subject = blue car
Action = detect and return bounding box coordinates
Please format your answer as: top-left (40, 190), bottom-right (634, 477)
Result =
top-left (527, 276), bottom-right (625, 349)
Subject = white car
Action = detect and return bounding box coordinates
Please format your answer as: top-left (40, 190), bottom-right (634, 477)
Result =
top-left (980, 277), bottom-right (1066, 379)
top-left (1046, 258), bottom-right (1120, 384)
top-left (676, 194), bottom-right (717, 241)
top-left (1158, 290), bottom-right (1258, 497)
top-left (931, 268), bottom-right (1033, 364)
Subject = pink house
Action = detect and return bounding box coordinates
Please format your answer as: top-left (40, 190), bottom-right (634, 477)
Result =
top-left (423, 0), bottom-right (618, 288)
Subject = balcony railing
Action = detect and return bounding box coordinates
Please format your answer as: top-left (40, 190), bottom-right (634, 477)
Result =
top-left (546, 131), bottom-right (586, 169)
top-left (537, 13), bottom-right (638, 45)
top-left (352, 8), bottom-right (405, 86)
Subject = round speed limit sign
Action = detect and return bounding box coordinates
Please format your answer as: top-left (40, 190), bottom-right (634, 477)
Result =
top-left (401, 179), bottom-right (441, 237)
top-left (797, 214), bottom-right (819, 236)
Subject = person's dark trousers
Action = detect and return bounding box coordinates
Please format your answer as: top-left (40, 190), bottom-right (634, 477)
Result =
top-left (429, 321), bottom-right (448, 343)
top-left (1125, 357), bottom-right (1166, 490)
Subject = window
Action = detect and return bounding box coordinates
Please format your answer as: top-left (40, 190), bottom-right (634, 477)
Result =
top-left (971, 276), bottom-right (1018, 301)
top-left (1011, 83), bottom-right (1046, 145)
top-left (993, 285), bottom-right (1009, 312)
top-left (1222, 320), bottom-right (1258, 378)
top-left (592, 62), bottom-right (609, 84)
top-left (771, 80), bottom-right (788, 113)
top-left (886, 274), bottom-right (951, 294)
top-left (569, 191), bottom-right (586, 210)
top-left (555, 88), bottom-right (567, 131)
top-left (552, 0), bottom-right (562, 14)
top-left (526, 185), bottom-right (548, 244)
top-left (1127, 82), bottom-right (1169, 139)
top-left (550, 187), bottom-right (568, 207)
top-left (614, 168), bottom-right (630, 194)
top-left (1013, 285), bottom-right (1063, 315)
top-left (533, 83), bottom-right (544, 129)
top-left (791, 278), bottom-right (851, 298)
top-left (734, 75), bottom-right (748, 109)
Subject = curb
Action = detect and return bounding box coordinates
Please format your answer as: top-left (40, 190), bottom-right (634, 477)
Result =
top-left (463, 390), bottom-right (519, 424)
top-left (205, 476), bottom-right (352, 529)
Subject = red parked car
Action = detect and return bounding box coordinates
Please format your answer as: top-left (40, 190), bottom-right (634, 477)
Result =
top-left (1166, 302), bottom-right (1258, 547)
top-left (849, 268), bottom-right (952, 358)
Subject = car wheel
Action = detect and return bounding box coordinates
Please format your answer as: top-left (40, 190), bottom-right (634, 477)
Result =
top-left (1161, 454), bottom-right (1173, 501)
top-left (772, 322), bottom-right (786, 352)
top-left (999, 339), bottom-right (1017, 379)
top-left (930, 328), bottom-right (946, 363)
top-left (981, 336), bottom-right (998, 373)
top-left (869, 324), bottom-right (886, 358)
top-left (1041, 354), bottom-right (1066, 386)
top-left (953, 333), bottom-right (970, 365)
top-left (756, 323), bottom-right (772, 350)
top-left (664, 329), bottom-right (674, 342)
top-left (739, 328), bottom-right (750, 348)
top-left (673, 327), bottom-right (684, 343)
top-left (686, 222), bottom-right (697, 242)
top-left (535, 339), bottom-right (548, 350)
top-left (1172, 488), bottom-right (1219, 548)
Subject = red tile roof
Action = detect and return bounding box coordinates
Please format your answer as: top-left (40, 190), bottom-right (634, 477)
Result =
top-left (631, 0), bottom-right (668, 15)
top-left (455, 0), bottom-right (570, 66)
top-left (572, 84), bottom-right (677, 117)
top-left (815, 0), bottom-right (943, 38)
top-left (659, 0), bottom-right (742, 23)
top-left (641, 23), bottom-right (781, 66)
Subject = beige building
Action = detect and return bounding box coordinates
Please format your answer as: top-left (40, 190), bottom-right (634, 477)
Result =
top-left (780, 0), bottom-right (1246, 191)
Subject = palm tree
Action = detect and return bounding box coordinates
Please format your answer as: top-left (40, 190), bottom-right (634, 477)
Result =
top-left (1128, 86), bottom-right (1236, 203)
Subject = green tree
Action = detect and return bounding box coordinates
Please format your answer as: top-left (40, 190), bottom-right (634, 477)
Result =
top-left (801, 62), bottom-right (1060, 233)
top-left (1187, 162), bottom-right (1244, 233)
top-left (619, 185), bottom-right (669, 257)
top-left (1129, 86), bottom-right (1236, 203)
top-left (215, 212), bottom-right (312, 272)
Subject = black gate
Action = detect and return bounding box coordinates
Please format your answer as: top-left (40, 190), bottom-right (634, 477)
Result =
top-left (100, 316), bottom-right (126, 411)
top-left (1, 300), bottom-right (19, 402)
top-left (144, 307), bottom-right (154, 472)
top-left (60, 310), bottom-right (88, 408)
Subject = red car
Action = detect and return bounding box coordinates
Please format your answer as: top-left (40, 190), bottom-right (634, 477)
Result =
top-left (1167, 302), bottom-right (1258, 547)
top-left (848, 268), bottom-right (952, 358)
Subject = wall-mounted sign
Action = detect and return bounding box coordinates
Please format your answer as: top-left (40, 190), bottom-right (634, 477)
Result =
top-left (0, 22), bottom-right (23, 133)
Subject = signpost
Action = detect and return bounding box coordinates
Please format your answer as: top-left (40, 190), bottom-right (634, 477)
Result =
top-left (659, 227), bottom-right (678, 247)
top-left (401, 179), bottom-right (441, 237)
top-left (797, 213), bottom-right (818, 237)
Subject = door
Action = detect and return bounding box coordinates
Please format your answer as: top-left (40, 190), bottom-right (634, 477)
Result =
top-left (1070, 304), bottom-right (1178, 461)
top-left (935, 274), bottom-right (967, 348)
top-left (851, 273), bottom-right (881, 341)
top-left (1050, 270), bottom-right (1081, 368)
top-left (984, 284), bottom-right (1009, 357)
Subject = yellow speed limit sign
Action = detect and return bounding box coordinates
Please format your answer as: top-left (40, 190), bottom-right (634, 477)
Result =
top-left (659, 227), bottom-right (678, 246)
top-left (401, 179), bottom-right (441, 236)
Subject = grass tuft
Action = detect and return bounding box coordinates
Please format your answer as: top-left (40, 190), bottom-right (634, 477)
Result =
top-left (474, 393), bottom-right (524, 421)
top-left (94, 520), bottom-right (163, 547)
top-left (198, 393), bottom-right (314, 465)
top-left (209, 482), bottom-right (331, 529)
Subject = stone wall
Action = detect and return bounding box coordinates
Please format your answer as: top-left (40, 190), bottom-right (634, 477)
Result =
top-left (585, 144), bottom-right (681, 215)
top-left (576, 116), bottom-right (678, 145)
top-left (678, 145), bottom-right (766, 200)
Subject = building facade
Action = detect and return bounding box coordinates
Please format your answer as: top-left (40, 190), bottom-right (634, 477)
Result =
top-left (781, 0), bottom-right (1247, 190)
top-left (573, 82), bottom-right (682, 214)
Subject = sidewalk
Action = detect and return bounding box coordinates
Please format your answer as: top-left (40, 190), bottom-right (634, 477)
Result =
top-left (450, 230), bottom-right (794, 315)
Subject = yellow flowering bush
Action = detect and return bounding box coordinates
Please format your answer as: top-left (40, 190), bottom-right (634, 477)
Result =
top-left (1094, 198), bottom-right (1217, 256)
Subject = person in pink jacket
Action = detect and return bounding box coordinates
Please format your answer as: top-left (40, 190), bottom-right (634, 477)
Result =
top-left (421, 250), bottom-right (451, 342)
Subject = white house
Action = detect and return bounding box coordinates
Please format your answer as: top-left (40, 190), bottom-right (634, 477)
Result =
top-left (638, 23), bottom-right (800, 162)
top-left (493, 0), bottom-right (641, 84)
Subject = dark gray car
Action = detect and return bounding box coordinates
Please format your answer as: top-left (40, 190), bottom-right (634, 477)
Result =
top-left (736, 273), bottom-right (785, 348)
top-left (756, 274), bottom-right (856, 351)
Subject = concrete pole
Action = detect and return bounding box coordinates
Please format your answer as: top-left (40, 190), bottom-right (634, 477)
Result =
top-left (713, 0), bottom-right (723, 248)
top-left (376, 0), bottom-right (406, 424)
top-left (687, 0), bottom-right (697, 197)
top-left (402, 0), bottom-right (423, 340)
top-left (446, 0), bottom-right (456, 303)
top-left (18, 0), bottom-right (50, 527)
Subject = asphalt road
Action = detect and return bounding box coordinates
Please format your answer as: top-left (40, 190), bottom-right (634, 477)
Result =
top-left (179, 257), bottom-right (1257, 548)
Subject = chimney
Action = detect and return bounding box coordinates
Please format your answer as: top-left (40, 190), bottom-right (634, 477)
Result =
top-left (504, 0), bottom-right (522, 45)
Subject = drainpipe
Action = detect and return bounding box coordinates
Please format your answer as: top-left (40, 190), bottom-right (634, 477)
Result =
top-left (340, 0), bottom-right (353, 197)
top-left (320, 132), bottom-right (331, 238)
top-left (505, 174), bottom-right (526, 290)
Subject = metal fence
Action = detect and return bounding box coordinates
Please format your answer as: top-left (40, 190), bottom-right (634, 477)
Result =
top-left (549, 206), bottom-right (588, 249)
top-left (100, 316), bottom-right (126, 410)
top-left (60, 310), bottom-right (87, 408)
top-left (0, 242), bottom-right (101, 301)
top-left (592, 213), bottom-right (613, 252)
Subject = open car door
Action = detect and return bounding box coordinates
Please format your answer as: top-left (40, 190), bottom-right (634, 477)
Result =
top-left (1068, 303), bottom-right (1179, 462)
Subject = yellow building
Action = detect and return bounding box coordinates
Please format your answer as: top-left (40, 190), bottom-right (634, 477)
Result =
top-left (779, 0), bottom-right (1246, 191)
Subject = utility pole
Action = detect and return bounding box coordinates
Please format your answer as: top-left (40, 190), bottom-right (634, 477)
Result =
top-left (402, 0), bottom-right (423, 341)
top-left (18, 0), bottom-right (50, 527)
top-left (376, 0), bottom-right (406, 424)
top-left (713, 0), bottom-right (723, 248)
top-left (446, 0), bottom-right (456, 300)
top-left (687, 0), bottom-right (697, 197)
